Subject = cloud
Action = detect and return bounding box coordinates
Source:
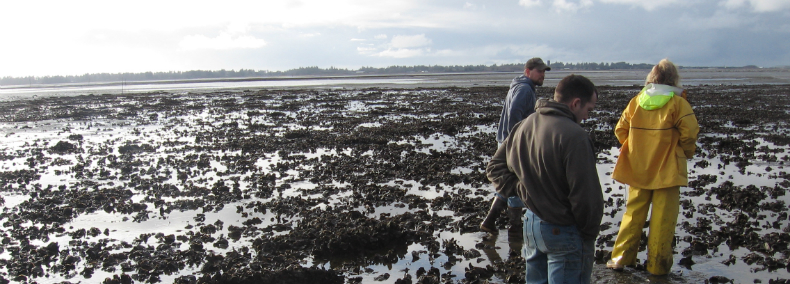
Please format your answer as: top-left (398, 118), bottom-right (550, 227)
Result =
top-left (519, 0), bottom-right (594, 12)
top-left (519, 0), bottom-right (542, 8)
top-left (598, 0), bottom-right (683, 11)
top-left (722, 0), bottom-right (790, 12)
top-left (361, 34), bottom-right (433, 58)
top-left (677, 9), bottom-right (745, 30)
top-left (357, 46), bottom-right (377, 53)
top-left (483, 44), bottom-right (568, 59)
top-left (179, 33), bottom-right (267, 50)
top-left (434, 49), bottom-right (466, 57)
top-left (375, 48), bottom-right (427, 58)
top-left (390, 34), bottom-right (432, 48)
top-left (464, 2), bottom-right (485, 10)
top-left (598, 0), bottom-right (789, 12)
top-left (178, 22), bottom-right (266, 50)
top-left (519, 0), bottom-right (697, 12)
top-left (367, 41), bottom-right (566, 61)
top-left (299, 33), bottom-right (321, 38)
top-left (3, 0), bottom-right (789, 77)
top-left (226, 22), bottom-right (251, 34)
top-left (551, 0), bottom-right (594, 12)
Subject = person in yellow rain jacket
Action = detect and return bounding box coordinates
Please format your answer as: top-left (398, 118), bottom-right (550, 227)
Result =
top-left (607, 59), bottom-right (699, 275)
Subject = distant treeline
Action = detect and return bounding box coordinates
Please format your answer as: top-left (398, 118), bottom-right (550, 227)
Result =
top-left (0, 61), bottom-right (764, 86)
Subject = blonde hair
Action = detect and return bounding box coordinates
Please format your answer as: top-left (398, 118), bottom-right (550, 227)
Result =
top-left (645, 59), bottom-right (681, 87)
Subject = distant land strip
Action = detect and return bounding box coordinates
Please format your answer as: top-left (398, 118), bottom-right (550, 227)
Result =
top-left (1, 62), bottom-right (779, 86)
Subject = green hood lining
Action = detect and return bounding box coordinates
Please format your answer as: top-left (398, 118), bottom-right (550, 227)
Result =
top-left (638, 83), bottom-right (683, 110)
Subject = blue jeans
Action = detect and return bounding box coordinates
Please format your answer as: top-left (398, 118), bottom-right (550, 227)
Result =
top-left (495, 193), bottom-right (525, 208)
top-left (523, 210), bottom-right (594, 284)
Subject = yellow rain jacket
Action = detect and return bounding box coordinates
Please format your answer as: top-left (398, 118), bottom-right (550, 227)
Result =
top-left (611, 83), bottom-right (699, 189)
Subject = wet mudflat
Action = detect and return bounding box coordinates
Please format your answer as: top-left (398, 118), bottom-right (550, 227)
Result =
top-left (0, 84), bottom-right (789, 284)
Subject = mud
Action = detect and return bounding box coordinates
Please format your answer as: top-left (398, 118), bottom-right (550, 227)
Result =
top-left (0, 84), bottom-right (788, 283)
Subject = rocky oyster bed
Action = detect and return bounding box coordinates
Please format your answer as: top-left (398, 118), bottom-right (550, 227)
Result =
top-left (0, 84), bottom-right (789, 284)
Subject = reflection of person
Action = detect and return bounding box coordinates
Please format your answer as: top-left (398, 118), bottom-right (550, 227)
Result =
top-left (607, 59), bottom-right (699, 275)
top-left (480, 228), bottom-right (524, 268)
top-left (487, 75), bottom-right (603, 284)
top-left (481, 57), bottom-right (551, 234)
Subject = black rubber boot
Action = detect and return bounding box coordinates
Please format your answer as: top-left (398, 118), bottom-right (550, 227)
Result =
top-left (480, 197), bottom-right (506, 233)
top-left (507, 206), bottom-right (524, 236)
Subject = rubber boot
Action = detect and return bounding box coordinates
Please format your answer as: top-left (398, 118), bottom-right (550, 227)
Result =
top-left (480, 197), bottom-right (506, 233)
top-left (506, 206), bottom-right (524, 236)
top-left (645, 187), bottom-right (680, 275)
top-left (610, 186), bottom-right (652, 268)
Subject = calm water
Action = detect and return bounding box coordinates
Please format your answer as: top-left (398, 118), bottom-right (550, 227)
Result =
top-left (2, 69), bottom-right (789, 101)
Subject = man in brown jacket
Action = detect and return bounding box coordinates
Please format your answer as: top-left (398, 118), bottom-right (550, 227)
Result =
top-left (487, 74), bottom-right (603, 284)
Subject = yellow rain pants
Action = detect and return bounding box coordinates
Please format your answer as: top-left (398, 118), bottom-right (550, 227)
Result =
top-left (610, 186), bottom-right (680, 275)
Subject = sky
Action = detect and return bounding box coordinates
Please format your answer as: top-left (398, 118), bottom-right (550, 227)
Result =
top-left (1, 0), bottom-right (789, 77)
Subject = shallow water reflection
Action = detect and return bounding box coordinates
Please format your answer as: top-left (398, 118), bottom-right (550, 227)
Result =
top-left (0, 85), bottom-right (788, 283)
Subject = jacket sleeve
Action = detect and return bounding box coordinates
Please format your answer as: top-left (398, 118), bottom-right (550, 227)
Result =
top-left (486, 141), bottom-right (520, 199)
top-left (614, 99), bottom-right (635, 145)
top-left (507, 85), bottom-right (536, 134)
top-left (564, 135), bottom-right (604, 240)
top-left (675, 99), bottom-right (699, 158)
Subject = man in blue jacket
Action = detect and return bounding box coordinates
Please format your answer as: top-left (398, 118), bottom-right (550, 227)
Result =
top-left (497, 57), bottom-right (550, 144)
top-left (481, 57), bottom-right (551, 233)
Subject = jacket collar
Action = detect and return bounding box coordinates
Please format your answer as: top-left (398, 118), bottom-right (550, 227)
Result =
top-left (535, 98), bottom-right (577, 123)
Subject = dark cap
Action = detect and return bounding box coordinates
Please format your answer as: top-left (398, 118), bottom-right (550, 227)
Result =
top-left (525, 57), bottom-right (551, 71)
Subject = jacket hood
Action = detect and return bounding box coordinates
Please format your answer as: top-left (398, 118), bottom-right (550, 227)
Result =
top-left (638, 83), bottom-right (684, 110)
top-left (512, 75), bottom-right (536, 90)
top-left (535, 98), bottom-right (576, 122)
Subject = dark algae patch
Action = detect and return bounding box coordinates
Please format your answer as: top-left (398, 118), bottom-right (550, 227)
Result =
top-left (0, 84), bottom-right (789, 283)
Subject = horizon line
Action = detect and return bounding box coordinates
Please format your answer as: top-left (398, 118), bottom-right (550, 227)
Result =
top-left (3, 62), bottom-right (785, 80)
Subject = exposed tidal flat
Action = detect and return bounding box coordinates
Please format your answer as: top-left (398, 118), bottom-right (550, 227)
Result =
top-left (0, 71), bottom-right (790, 284)
top-left (2, 68), bottom-right (789, 101)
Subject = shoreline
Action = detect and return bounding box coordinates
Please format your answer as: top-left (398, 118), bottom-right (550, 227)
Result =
top-left (1, 69), bottom-right (788, 103)
top-left (2, 68), bottom-right (789, 90)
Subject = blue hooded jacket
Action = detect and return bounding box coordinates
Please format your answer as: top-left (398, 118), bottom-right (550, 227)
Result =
top-left (497, 75), bottom-right (537, 143)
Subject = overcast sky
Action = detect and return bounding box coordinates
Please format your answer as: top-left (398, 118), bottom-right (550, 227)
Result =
top-left (1, 0), bottom-right (788, 77)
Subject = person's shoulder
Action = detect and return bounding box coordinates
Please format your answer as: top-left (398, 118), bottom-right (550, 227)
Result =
top-left (567, 121), bottom-right (588, 136)
top-left (549, 116), bottom-right (586, 135)
top-left (541, 113), bottom-right (583, 131)
top-left (511, 84), bottom-right (535, 98)
top-left (512, 75), bottom-right (532, 84)
top-left (624, 94), bottom-right (641, 109)
top-left (513, 81), bottom-right (535, 94)
top-left (672, 94), bottom-right (692, 104)
top-left (669, 95), bottom-right (694, 111)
